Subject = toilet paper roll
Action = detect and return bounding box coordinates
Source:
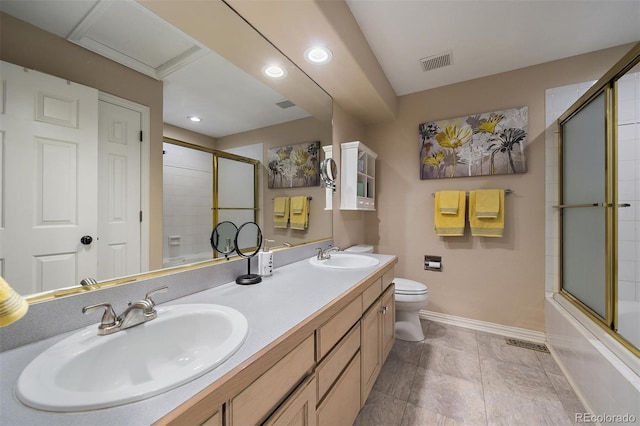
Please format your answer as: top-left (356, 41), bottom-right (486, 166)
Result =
top-left (428, 261), bottom-right (441, 269)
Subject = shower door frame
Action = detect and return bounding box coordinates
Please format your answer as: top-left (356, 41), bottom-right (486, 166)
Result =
top-left (162, 137), bottom-right (261, 260)
top-left (557, 43), bottom-right (639, 357)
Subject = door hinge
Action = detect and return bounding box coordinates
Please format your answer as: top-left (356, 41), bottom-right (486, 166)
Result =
top-left (140, 211), bottom-right (143, 222)
top-left (139, 130), bottom-right (143, 142)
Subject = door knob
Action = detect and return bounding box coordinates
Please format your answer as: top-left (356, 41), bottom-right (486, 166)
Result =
top-left (80, 235), bottom-right (93, 245)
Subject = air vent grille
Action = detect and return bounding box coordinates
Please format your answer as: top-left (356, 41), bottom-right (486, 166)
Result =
top-left (275, 99), bottom-right (296, 109)
top-left (420, 52), bottom-right (452, 72)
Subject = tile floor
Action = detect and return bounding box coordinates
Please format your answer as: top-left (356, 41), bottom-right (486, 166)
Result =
top-left (354, 320), bottom-right (585, 426)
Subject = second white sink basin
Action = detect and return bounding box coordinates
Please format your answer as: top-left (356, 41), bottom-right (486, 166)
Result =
top-left (309, 253), bottom-right (380, 269)
top-left (16, 304), bottom-right (248, 412)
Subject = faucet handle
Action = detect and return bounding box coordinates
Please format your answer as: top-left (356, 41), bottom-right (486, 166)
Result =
top-left (144, 286), bottom-right (168, 307)
top-left (82, 303), bottom-right (117, 328)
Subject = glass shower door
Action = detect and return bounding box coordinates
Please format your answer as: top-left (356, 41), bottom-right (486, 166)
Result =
top-left (560, 91), bottom-right (609, 321)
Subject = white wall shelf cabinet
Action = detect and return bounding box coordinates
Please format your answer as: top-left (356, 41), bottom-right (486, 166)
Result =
top-left (340, 141), bottom-right (377, 211)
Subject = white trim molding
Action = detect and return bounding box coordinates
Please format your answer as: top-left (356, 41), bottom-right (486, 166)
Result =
top-left (419, 309), bottom-right (546, 343)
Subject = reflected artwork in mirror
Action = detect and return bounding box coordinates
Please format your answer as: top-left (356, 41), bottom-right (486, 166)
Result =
top-left (0, 0), bottom-right (332, 302)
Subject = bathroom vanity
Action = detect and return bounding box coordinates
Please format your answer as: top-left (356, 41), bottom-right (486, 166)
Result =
top-left (0, 251), bottom-right (397, 425)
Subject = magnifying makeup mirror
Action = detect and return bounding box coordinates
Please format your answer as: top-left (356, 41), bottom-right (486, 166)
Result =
top-left (210, 221), bottom-right (239, 259)
top-left (320, 158), bottom-right (337, 194)
top-left (234, 222), bottom-right (263, 285)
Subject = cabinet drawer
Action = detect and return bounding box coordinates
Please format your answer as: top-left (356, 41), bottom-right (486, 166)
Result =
top-left (362, 278), bottom-right (381, 309)
top-left (316, 352), bottom-right (361, 426)
top-left (231, 335), bottom-right (314, 426)
top-left (382, 268), bottom-right (394, 291)
top-left (316, 323), bottom-right (360, 402)
top-left (316, 296), bottom-right (362, 360)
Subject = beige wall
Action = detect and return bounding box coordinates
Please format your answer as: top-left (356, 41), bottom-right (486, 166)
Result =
top-left (217, 117), bottom-right (332, 246)
top-left (363, 44), bottom-right (633, 332)
top-left (331, 102), bottom-right (369, 250)
top-left (0, 12), bottom-right (165, 270)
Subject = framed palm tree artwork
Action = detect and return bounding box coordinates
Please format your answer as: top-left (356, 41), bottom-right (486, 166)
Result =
top-left (419, 106), bottom-right (528, 179)
top-left (268, 141), bottom-right (321, 188)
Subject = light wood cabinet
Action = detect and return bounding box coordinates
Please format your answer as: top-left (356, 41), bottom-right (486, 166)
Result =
top-left (340, 141), bottom-right (377, 211)
top-left (157, 264), bottom-right (397, 426)
top-left (360, 284), bottom-right (396, 405)
top-left (316, 352), bottom-right (361, 426)
top-left (381, 285), bottom-right (395, 362)
top-left (316, 295), bottom-right (362, 360)
top-left (230, 335), bottom-right (315, 425)
top-left (264, 376), bottom-right (316, 426)
top-left (200, 409), bottom-right (222, 426)
top-left (360, 299), bottom-right (382, 405)
top-left (316, 323), bottom-right (360, 402)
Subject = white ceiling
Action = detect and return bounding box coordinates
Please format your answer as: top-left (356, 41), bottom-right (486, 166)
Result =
top-left (346, 0), bottom-right (640, 96)
top-left (3, 0), bottom-right (639, 134)
top-left (0, 0), bottom-right (310, 138)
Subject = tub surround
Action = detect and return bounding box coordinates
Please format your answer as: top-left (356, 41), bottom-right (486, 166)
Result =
top-left (0, 245), bottom-right (396, 425)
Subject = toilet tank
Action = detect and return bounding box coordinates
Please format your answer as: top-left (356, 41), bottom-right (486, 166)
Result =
top-left (344, 244), bottom-right (374, 253)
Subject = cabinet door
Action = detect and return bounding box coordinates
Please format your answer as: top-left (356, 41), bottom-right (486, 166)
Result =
top-left (200, 409), bottom-right (222, 426)
top-left (381, 285), bottom-right (395, 362)
top-left (265, 377), bottom-right (316, 426)
top-left (360, 300), bottom-right (381, 405)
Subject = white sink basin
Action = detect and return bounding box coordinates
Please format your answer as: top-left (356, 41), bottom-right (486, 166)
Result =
top-left (16, 304), bottom-right (248, 412)
top-left (309, 253), bottom-right (380, 269)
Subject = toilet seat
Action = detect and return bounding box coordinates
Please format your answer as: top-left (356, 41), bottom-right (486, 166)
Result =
top-left (394, 278), bottom-right (428, 295)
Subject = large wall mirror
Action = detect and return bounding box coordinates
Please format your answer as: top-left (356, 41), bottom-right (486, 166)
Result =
top-left (0, 0), bottom-right (333, 302)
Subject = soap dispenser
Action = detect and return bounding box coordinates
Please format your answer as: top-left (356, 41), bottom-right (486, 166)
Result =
top-left (258, 239), bottom-right (275, 276)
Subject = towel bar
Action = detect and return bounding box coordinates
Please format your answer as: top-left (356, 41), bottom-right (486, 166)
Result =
top-left (431, 189), bottom-right (513, 197)
top-left (272, 196), bottom-right (312, 200)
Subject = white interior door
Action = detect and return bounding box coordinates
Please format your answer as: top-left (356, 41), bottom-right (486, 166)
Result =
top-left (97, 99), bottom-right (141, 280)
top-left (0, 61), bottom-right (98, 295)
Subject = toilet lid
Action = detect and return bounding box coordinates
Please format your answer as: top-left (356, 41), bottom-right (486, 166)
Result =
top-left (394, 278), bottom-right (428, 295)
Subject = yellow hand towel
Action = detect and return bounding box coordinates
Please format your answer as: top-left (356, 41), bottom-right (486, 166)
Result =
top-left (469, 190), bottom-right (504, 237)
top-left (475, 189), bottom-right (501, 218)
top-left (438, 190), bottom-right (461, 215)
top-left (434, 191), bottom-right (465, 236)
top-left (290, 196), bottom-right (309, 230)
top-left (290, 195), bottom-right (305, 214)
top-left (273, 197), bottom-right (290, 229)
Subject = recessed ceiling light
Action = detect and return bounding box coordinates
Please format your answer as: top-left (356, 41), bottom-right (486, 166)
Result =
top-left (304, 46), bottom-right (332, 65)
top-left (262, 64), bottom-right (287, 79)
top-left (188, 116), bottom-right (202, 122)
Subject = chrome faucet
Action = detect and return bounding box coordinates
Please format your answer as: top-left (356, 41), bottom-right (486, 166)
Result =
top-left (316, 246), bottom-right (340, 260)
top-left (82, 286), bottom-right (168, 335)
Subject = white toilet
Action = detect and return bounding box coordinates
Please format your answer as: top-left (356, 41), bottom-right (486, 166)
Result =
top-left (344, 245), bottom-right (429, 341)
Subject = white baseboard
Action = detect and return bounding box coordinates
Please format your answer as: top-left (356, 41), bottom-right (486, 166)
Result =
top-left (419, 310), bottom-right (546, 343)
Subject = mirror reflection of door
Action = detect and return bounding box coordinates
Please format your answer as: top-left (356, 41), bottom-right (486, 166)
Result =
top-left (97, 98), bottom-right (142, 281)
top-left (1, 61), bottom-right (98, 295)
top-left (0, 61), bottom-right (143, 295)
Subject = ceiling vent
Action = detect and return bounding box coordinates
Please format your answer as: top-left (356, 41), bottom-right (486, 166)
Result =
top-left (420, 51), bottom-right (452, 72)
top-left (275, 99), bottom-right (296, 109)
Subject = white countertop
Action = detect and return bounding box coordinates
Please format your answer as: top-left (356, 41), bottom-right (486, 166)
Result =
top-left (0, 253), bottom-right (395, 425)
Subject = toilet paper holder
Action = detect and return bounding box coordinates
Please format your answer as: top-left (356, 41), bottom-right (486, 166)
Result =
top-left (424, 255), bottom-right (442, 271)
